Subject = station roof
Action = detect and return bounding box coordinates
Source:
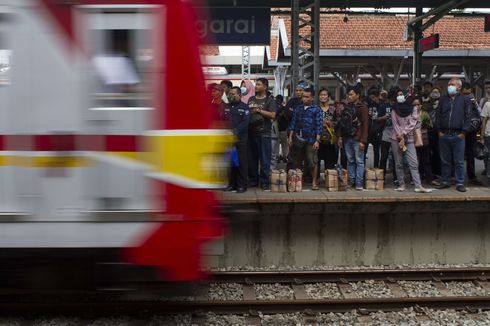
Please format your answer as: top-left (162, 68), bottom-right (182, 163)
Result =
top-left (206, 0), bottom-right (489, 8)
top-left (254, 13), bottom-right (490, 78)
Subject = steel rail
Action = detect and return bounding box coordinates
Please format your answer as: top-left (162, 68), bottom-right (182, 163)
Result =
top-left (0, 297), bottom-right (489, 315)
top-left (210, 267), bottom-right (490, 284)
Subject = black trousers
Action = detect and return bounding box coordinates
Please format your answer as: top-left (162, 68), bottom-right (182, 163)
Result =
top-left (417, 145), bottom-right (434, 182)
top-left (229, 141), bottom-right (248, 189)
top-left (379, 140), bottom-right (397, 181)
top-left (465, 131), bottom-right (477, 180)
top-left (318, 143), bottom-right (338, 170)
top-left (430, 130), bottom-right (441, 177)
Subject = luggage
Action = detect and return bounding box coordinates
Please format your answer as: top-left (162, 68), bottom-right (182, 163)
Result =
top-left (325, 168), bottom-right (348, 192)
top-left (365, 168), bottom-right (384, 190)
top-left (287, 169), bottom-right (303, 192)
top-left (271, 169), bottom-right (287, 193)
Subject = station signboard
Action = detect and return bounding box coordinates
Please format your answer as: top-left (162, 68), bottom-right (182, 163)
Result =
top-left (196, 8), bottom-right (271, 45)
top-left (419, 34), bottom-right (439, 53)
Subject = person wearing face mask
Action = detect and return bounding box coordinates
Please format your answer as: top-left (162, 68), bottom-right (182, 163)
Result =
top-left (424, 87), bottom-right (442, 179)
top-left (435, 78), bottom-right (472, 192)
top-left (390, 92), bottom-right (432, 193)
top-left (240, 80), bottom-right (255, 104)
top-left (223, 86), bottom-right (250, 193)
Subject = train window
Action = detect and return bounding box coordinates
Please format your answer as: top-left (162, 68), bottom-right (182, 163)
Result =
top-left (0, 29), bottom-right (11, 87)
top-left (82, 9), bottom-right (158, 109)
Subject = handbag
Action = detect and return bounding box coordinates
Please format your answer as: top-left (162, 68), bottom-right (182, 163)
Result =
top-left (413, 128), bottom-right (423, 148)
top-left (230, 146), bottom-right (240, 167)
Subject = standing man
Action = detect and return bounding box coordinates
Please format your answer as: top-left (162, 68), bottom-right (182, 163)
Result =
top-left (365, 86), bottom-right (387, 168)
top-left (435, 78), bottom-right (471, 192)
top-left (274, 95), bottom-right (290, 163)
top-left (220, 80), bottom-right (233, 103)
top-left (247, 78), bottom-right (277, 190)
top-left (461, 82), bottom-right (481, 185)
top-left (224, 86), bottom-right (250, 193)
top-left (479, 80), bottom-right (490, 109)
top-left (288, 88), bottom-right (323, 190)
top-left (336, 85), bottom-right (369, 190)
top-left (480, 100), bottom-right (490, 188)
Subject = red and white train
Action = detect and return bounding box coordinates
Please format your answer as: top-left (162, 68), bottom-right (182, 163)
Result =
top-left (0, 0), bottom-right (230, 282)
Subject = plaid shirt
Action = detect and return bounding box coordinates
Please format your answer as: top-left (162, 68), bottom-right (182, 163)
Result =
top-left (288, 104), bottom-right (323, 144)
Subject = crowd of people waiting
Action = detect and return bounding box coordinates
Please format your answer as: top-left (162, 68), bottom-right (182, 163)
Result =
top-left (209, 77), bottom-right (490, 194)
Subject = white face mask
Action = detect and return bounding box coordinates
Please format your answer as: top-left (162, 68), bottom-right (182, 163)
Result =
top-left (240, 86), bottom-right (248, 95)
top-left (447, 85), bottom-right (458, 96)
top-left (396, 95), bottom-right (406, 103)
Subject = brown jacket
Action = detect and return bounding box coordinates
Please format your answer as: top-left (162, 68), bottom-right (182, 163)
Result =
top-left (354, 102), bottom-right (369, 144)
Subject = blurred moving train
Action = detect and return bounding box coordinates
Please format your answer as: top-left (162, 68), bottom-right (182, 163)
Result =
top-left (0, 0), bottom-right (230, 284)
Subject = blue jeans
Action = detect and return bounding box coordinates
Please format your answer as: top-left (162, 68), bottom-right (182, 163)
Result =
top-left (344, 137), bottom-right (365, 188)
top-left (248, 134), bottom-right (272, 187)
top-left (484, 136), bottom-right (490, 183)
top-left (439, 134), bottom-right (465, 186)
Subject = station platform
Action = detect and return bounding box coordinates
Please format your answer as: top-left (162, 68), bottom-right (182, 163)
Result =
top-left (219, 184), bottom-right (490, 215)
top-left (209, 182), bottom-right (490, 269)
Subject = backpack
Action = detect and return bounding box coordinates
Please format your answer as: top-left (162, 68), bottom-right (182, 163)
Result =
top-left (467, 102), bottom-right (481, 133)
top-left (339, 103), bottom-right (360, 137)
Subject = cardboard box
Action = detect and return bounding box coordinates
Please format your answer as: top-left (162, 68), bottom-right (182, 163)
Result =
top-left (287, 169), bottom-right (303, 192)
top-left (365, 168), bottom-right (384, 190)
top-left (326, 168), bottom-right (348, 191)
top-left (271, 170), bottom-right (287, 193)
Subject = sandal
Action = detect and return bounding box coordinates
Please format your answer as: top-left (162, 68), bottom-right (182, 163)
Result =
top-left (311, 184), bottom-right (319, 191)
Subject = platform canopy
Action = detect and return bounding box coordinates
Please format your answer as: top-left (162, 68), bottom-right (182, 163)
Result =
top-left (206, 0), bottom-right (489, 8)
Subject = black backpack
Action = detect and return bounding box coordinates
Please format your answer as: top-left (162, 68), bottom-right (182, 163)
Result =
top-left (340, 104), bottom-right (360, 136)
top-left (467, 102), bottom-right (481, 133)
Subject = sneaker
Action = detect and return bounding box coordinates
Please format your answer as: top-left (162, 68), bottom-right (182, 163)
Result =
top-left (431, 180), bottom-right (441, 186)
top-left (415, 187), bottom-right (433, 193)
top-left (261, 184), bottom-right (270, 191)
top-left (469, 178), bottom-right (482, 186)
top-left (395, 185), bottom-right (405, 191)
top-left (436, 183), bottom-right (450, 190)
top-left (456, 185), bottom-right (467, 192)
top-left (355, 186), bottom-right (363, 191)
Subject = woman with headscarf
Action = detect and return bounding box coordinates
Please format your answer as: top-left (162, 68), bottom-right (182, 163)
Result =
top-left (390, 88), bottom-right (432, 193)
top-left (240, 79), bottom-right (255, 104)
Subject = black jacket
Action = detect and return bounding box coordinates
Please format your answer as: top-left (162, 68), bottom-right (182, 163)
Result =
top-left (228, 101), bottom-right (250, 142)
top-left (435, 93), bottom-right (471, 133)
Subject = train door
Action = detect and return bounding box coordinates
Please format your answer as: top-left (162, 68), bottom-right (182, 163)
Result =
top-left (0, 7), bottom-right (15, 213)
top-left (76, 5), bottom-right (163, 214)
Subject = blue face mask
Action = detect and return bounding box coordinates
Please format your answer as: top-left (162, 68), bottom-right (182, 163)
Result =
top-left (448, 85), bottom-right (458, 95)
top-left (240, 86), bottom-right (248, 95)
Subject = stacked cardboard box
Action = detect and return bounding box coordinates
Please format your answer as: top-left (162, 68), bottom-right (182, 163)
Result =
top-left (325, 168), bottom-right (348, 191)
top-left (271, 170), bottom-right (287, 193)
top-left (365, 168), bottom-right (384, 190)
top-left (287, 169), bottom-right (303, 192)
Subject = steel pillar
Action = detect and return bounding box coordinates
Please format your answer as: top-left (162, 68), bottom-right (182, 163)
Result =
top-left (412, 6), bottom-right (423, 85)
top-left (290, 0), bottom-right (320, 92)
top-left (241, 46), bottom-right (250, 80)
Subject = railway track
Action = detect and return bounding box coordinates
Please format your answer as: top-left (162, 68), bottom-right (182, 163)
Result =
top-left (2, 267), bottom-right (490, 324)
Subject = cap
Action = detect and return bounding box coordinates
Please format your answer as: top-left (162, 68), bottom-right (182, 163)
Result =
top-left (297, 82), bottom-right (309, 90)
top-left (208, 83), bottom-right (224, 92)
